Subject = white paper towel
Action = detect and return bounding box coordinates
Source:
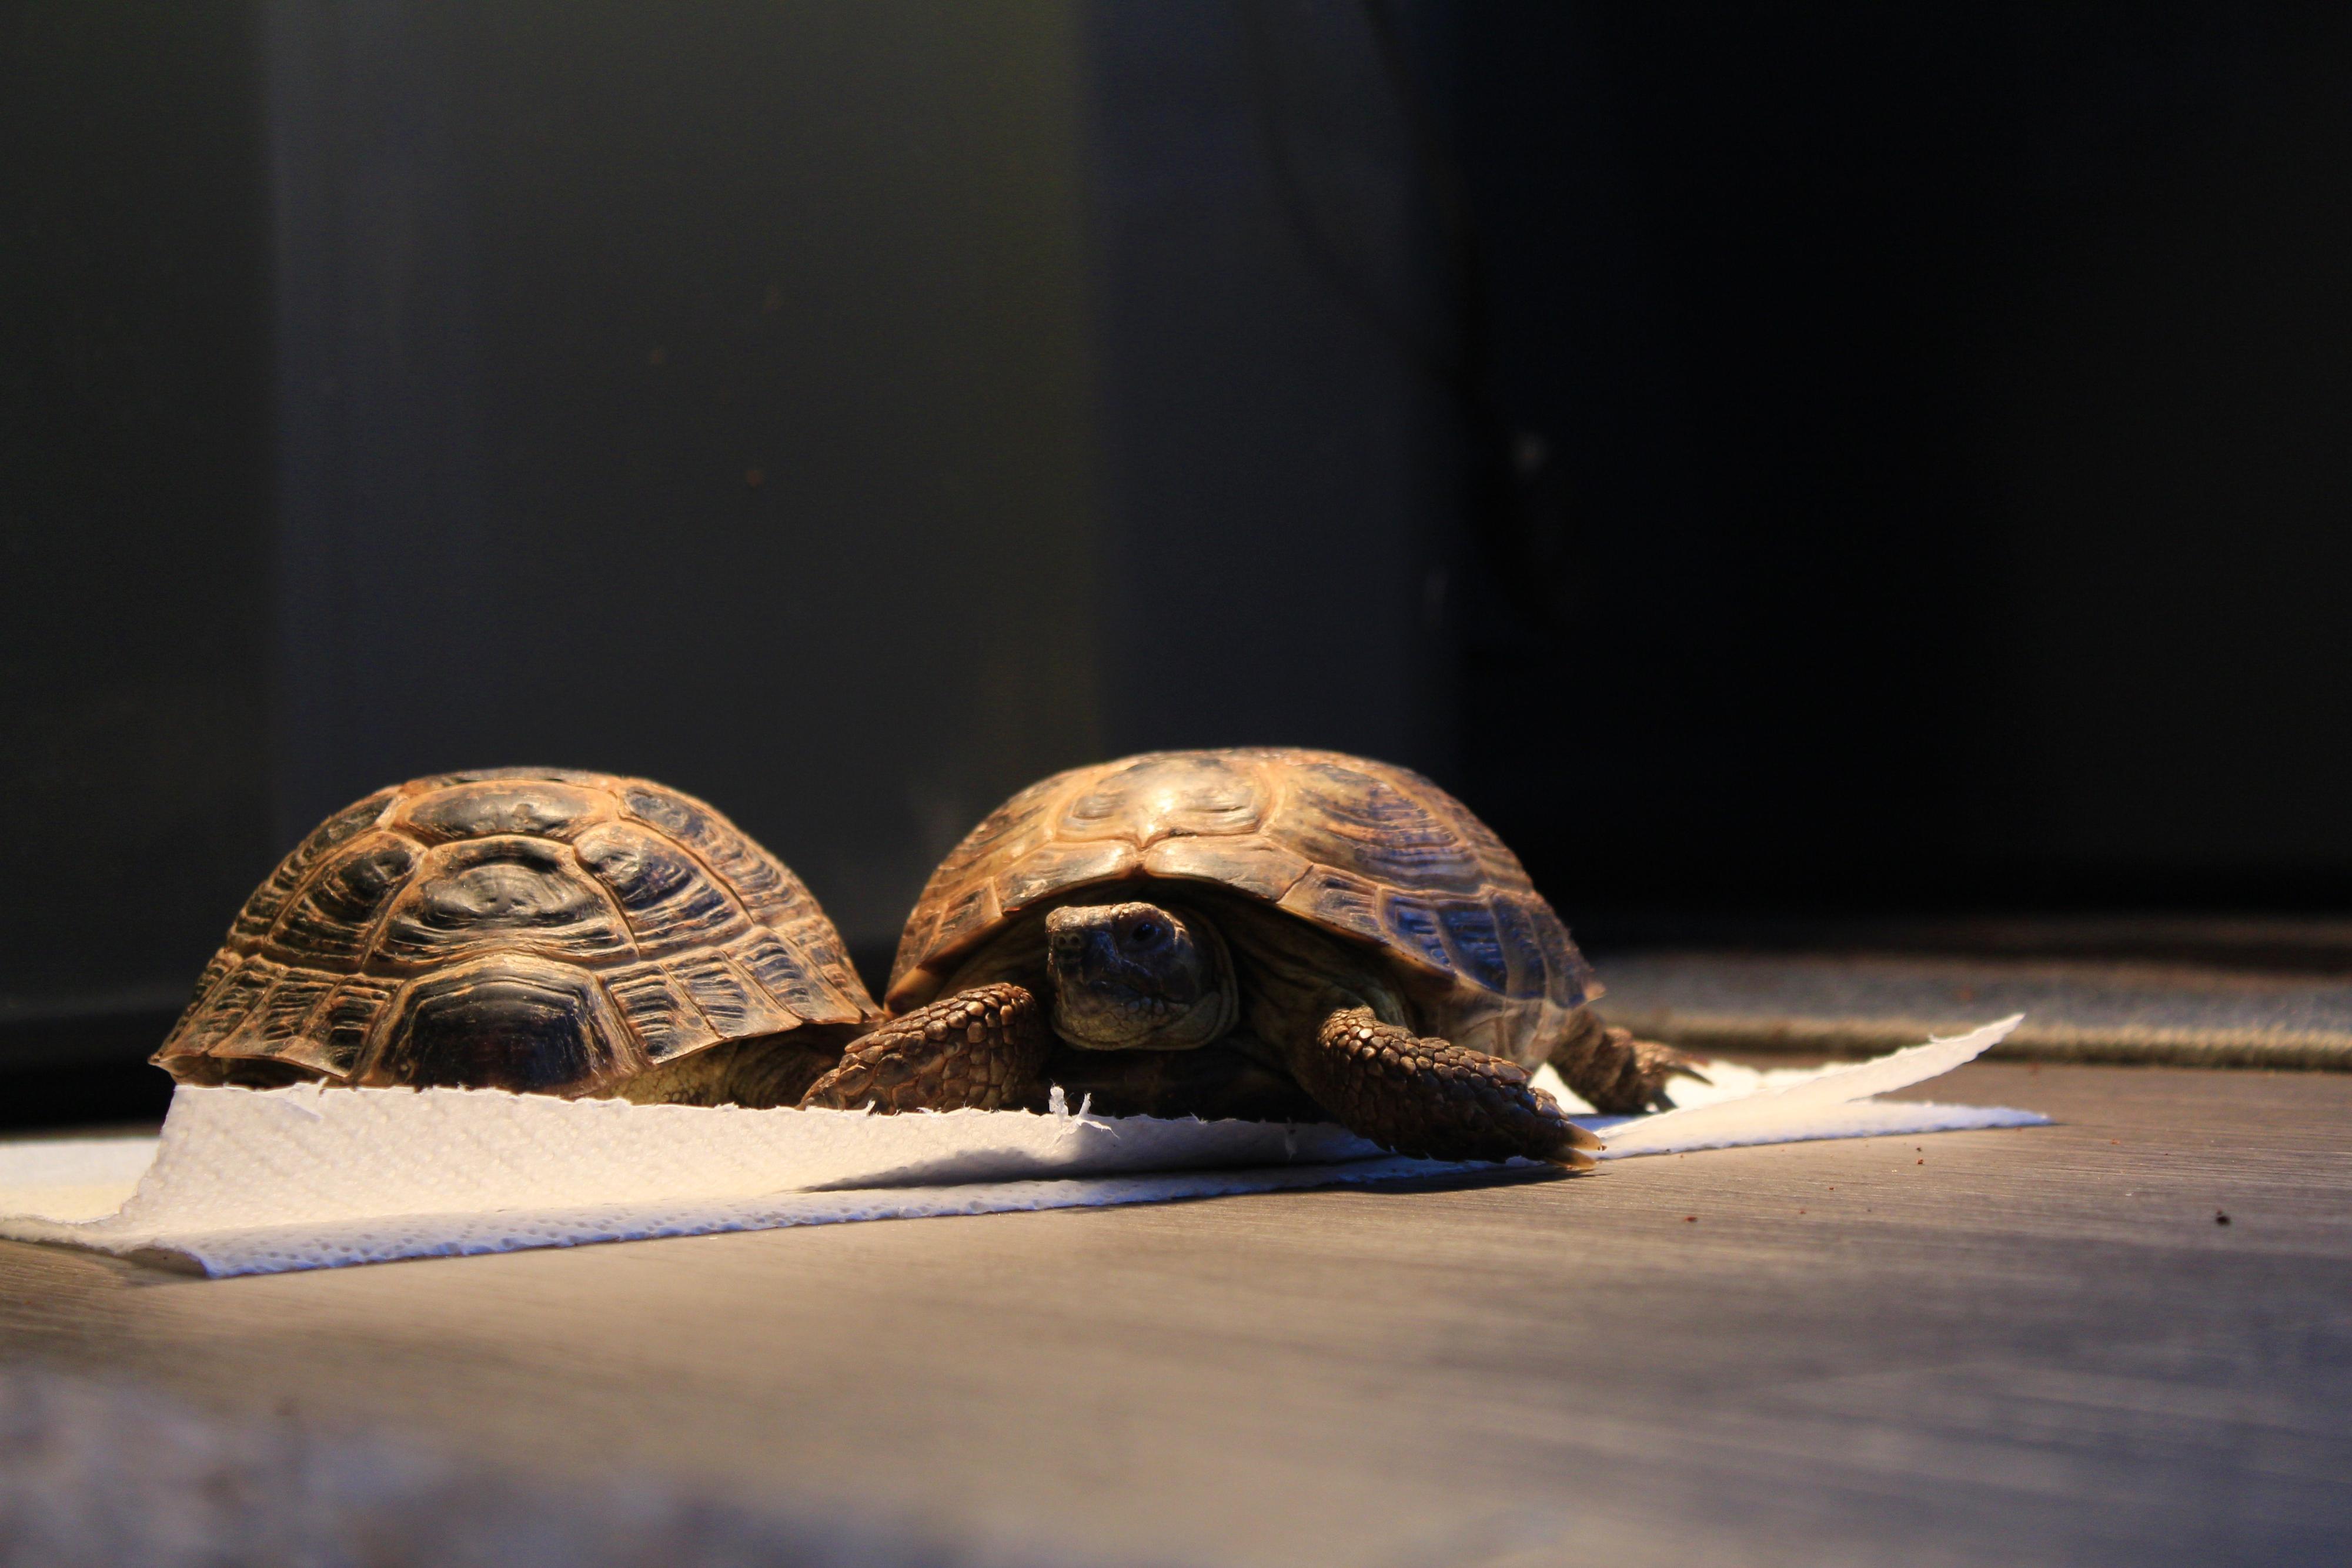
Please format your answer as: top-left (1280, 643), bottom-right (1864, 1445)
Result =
top-left (0, 1015), bottom-right (2039, 1276)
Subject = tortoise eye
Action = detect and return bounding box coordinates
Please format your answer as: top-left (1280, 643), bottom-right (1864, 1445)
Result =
top-left (1128, 920), bottom-right (1161, 945)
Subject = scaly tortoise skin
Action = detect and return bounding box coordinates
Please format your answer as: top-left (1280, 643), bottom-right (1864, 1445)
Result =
top-left (803, 748), bottom-right (1700, 1164)
top-left (153, 768), bottom-right (880, 1104)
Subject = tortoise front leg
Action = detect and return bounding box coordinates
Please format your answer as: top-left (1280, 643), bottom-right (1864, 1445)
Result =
top-left (1285, 1007), bottom-right (1601, 1167)
top-left (799, 983), bottom-right (1051, 1112)
top-left (1546, 1008), bottom-right (1709, 1114)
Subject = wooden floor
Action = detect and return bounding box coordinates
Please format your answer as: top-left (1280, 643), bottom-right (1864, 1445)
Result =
top-left (3, 1062), bottom-right (2349, 1566)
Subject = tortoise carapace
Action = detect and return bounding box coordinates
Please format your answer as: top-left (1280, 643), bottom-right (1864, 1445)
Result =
top-left (799, 748), bottom-right (1702, 1164)
top-left (154, 769), bottom-right (879, 1104)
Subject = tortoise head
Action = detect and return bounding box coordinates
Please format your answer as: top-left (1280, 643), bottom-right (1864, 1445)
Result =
top-left (1042, 900), bottom-right (1235, 1051)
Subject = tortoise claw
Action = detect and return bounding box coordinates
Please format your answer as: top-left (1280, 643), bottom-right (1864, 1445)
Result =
top-left (1549, 1013), bottom-right (1712, 1115)
top-left (1634, 1039), bottom-right (1712, 1112)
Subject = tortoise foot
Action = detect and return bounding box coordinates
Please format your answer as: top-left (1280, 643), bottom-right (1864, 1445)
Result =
top-left (1291, 1008), bottom-right (1601, 1167)
top-left (799, 984), bottom-right (1050, 1112)
top-left (1548, 1014), bottom-right (1709, 1114)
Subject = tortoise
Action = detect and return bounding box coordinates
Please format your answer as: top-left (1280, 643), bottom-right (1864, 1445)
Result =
top-left (799, 747), bottom-right (1702, 1164)
top-left (153, 768), bottom-right (880, 1105)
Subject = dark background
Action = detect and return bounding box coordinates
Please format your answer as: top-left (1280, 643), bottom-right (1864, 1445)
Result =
top-left (6, 1), bottom-right (2347, 1121)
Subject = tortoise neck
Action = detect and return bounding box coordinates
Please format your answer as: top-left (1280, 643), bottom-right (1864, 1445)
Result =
top-left (1215, 898), bottom-right (1412, 1042)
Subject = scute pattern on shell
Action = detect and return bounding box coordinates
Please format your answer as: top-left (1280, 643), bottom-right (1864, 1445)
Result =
top-left (887, 749), bottom-right (1596, 1062)
top-left (155, 768), bottom-right (878, 1095)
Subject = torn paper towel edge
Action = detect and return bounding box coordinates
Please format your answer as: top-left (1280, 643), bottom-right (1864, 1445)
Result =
top-left (1573, 1013), bottom-right (2039, 1155)
top-left (0, 1014), bottom-right (2038, 1277)
top-left (10, 1158), bottom-right (1486, 1278)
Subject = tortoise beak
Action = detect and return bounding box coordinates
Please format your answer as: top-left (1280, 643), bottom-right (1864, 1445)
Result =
top-left (1044, 910), bottom-right (1111, 987)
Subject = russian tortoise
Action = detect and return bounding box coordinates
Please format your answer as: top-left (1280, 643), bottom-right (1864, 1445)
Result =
top-left (802, 748), bottom-right (1702, 1164)
top-left (154, 769), bottom-right (880, 1104)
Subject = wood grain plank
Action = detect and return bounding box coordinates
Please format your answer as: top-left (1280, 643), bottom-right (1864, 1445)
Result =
top-left (1, 1063), bottom-right (2347, 1565)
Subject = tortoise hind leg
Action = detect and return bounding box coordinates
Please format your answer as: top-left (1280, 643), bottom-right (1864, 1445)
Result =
top-left (617, 1032), bottom-right (843, 1108)
top-left (1546, 1008), bottom-right (1708, 1114)
top-left (1285, 1007), bottom-right (1600, 1166)
top-left (799, 984), bottom-right (1051, 1112)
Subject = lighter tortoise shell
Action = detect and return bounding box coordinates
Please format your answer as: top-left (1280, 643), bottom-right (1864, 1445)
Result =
top-left (154, 768), bottom-right (879, 1096)
top-left (887, 748), bottom-right (1598, 1068)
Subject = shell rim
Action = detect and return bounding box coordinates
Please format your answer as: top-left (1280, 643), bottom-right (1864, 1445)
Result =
top-left (881, 749), bottom-right (1595, 1020)
top-left (156, 768), bottom-right (881, 1088)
